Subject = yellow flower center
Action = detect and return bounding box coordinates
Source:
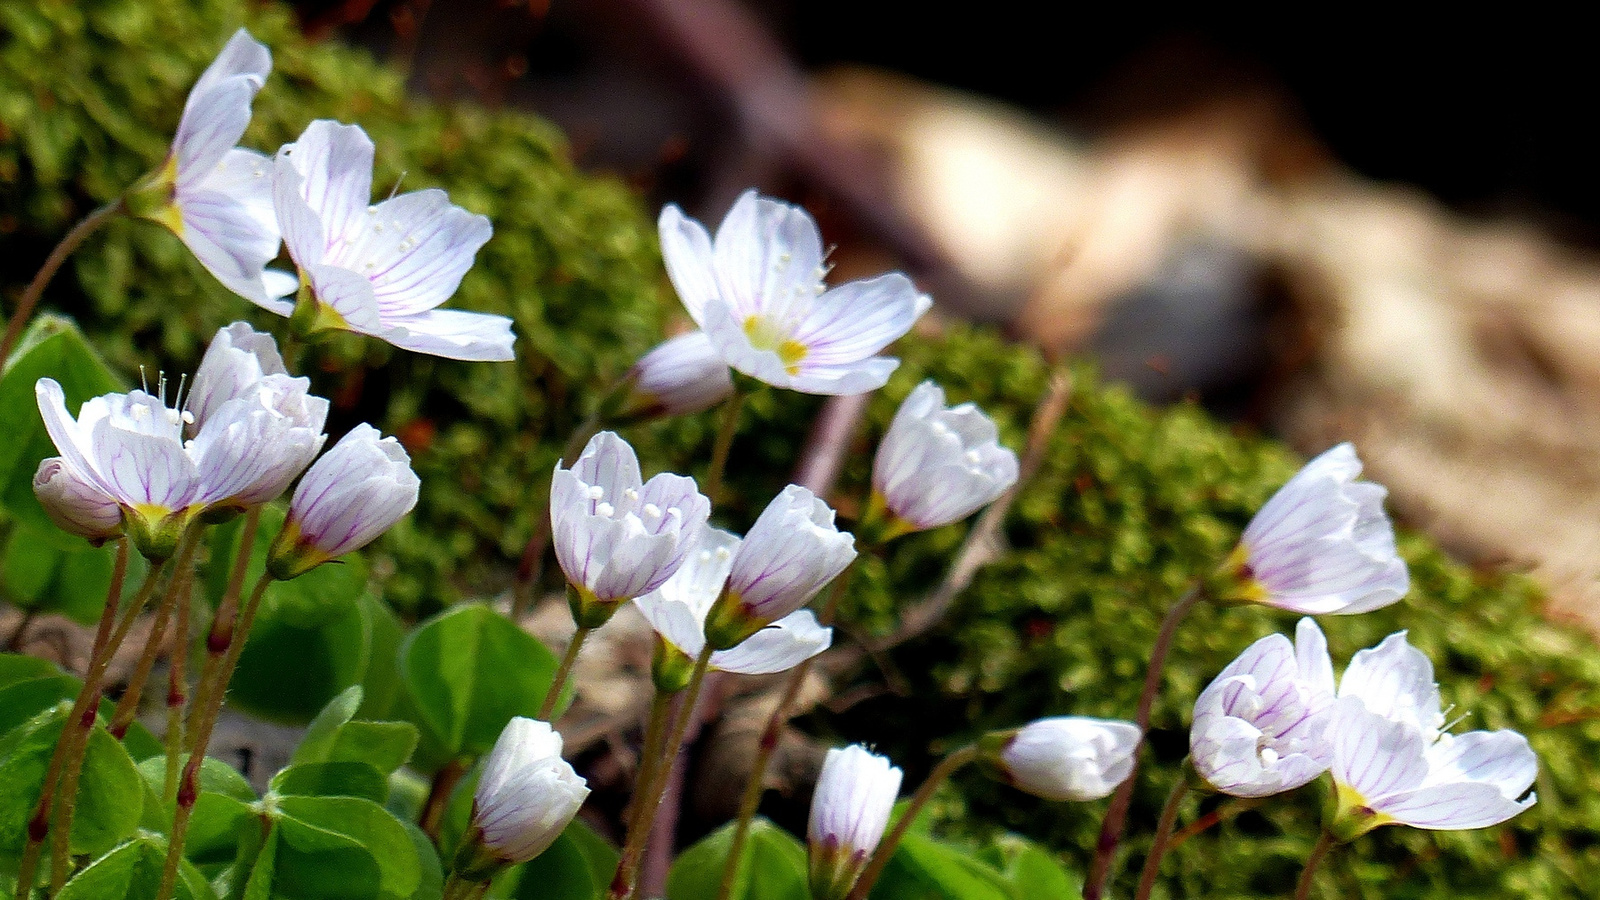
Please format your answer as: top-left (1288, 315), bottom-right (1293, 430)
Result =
top-left (743, 315), bottom-right (807, 375)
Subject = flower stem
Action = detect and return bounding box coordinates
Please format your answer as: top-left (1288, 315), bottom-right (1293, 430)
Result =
top-left (845, 745), bottom-right (980, 900)
top-left (11, 538), bottom-right (131, 900)
top-left (163, 567), bottom-right (195, 807)
top-left (156, 573), bottom-right (273, 900)
top-left (185, 507), bottom-right (260, 751)
top-left (0, 199), bottom-right (122, 371)
top-left (704, 388), bottom-right (746, 504)
top-left (1083, 582), bottom-right (1206, 900)
top-left (716, 565), bottom-right (858, 900)
top-left (109, 529), bottom-right (202, 739)
top-left (420, 758), bottom-right (469, 843)
top-left (441, 873), bottom-right (491, 900)
top-left (608, 644), bottom-right (715, 900)
top-left (6, 608), bottom-right (37, 651)
top-left (538, 625), bottom-right (591, 720)
top-left (626, 693), bottom-right (673, 841)
top-left (1293, 831), bottom-right (1337, 900)
top-left (1133, 777), bottom-right (1190, 900)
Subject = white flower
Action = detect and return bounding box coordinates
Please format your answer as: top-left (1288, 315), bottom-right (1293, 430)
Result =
top-left (1326, 630), bottom-right (1536, 836)
top-left (1226, 443), bottom-right (1409, 615)
top-left (625, 331), bottom-right (734, 419)
top-left (993, 717), bottom-right (1141, 802)
top-left (659, 190), bottom-right (931, 395)
top-left (472, 718), bottom-right (590, 864)
top-left (33, 457), bottom-right (123, 545)
top-left (549, 432), bottom-right (710, 614)
top-left (872, 381), bottom-right (1018, 532)
top-left (1190, 618), bottom-right (1337, 797)
top-left (131, 29), bottom-right (292, 307)
top-left (187, 321), bottom-right (290, 430)
top-left (36, 372), bottom-right (325, 559)
top-left (633, 526), bottom-right (832, 676)
top-left (807, 745), bottom-right (903, 900)
top-left (267, 424), bottom-right (419, 578)
top-left (272, 120), bottom-right (514, 361)
top-left (703, 485), bottom-right (856, 650)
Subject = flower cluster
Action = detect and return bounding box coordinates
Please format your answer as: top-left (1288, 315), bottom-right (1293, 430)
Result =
top-left (1191, 619), bottom-right (1538, 834)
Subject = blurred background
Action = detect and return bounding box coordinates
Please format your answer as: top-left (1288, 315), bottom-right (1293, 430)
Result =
top-left (301, 0), bottom-right (1600, 627)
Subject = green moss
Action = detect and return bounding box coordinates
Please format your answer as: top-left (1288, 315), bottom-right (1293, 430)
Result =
top-left (5, 2), bottom-right (1599, 895)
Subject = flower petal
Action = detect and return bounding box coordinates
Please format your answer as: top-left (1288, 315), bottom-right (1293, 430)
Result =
top-left (790, 273), bottom-right (930, 367)
top-left (659, 204), bottom-right (720, 326)
top-left (1338, 632), bottom-right (1443, 738)
top-left (711, 190), bottom-right (825, 321)
top-left (1372, 782), bottom-right (1535, 831)
top-left (332, 188), bottom-right (492, 317)
top-left (713, 610), bottom-right (832, 674)
top-left (378, 309), bottom-right (516, 361)
top-left (277, 120), bottom-right (374, 258)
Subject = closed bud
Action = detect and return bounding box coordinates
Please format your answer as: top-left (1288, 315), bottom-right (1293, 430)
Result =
top-left (807, 745), bottom-right (902, 900)
top-left (268, 424), bottom-right (418, 579)
top-left (871, 381), bottom-right (1018, 533)
top-left (33, 457), bottom-right (122, 545)
top-left (469, 718), bottom-right (589, 866)
top-left (703, 485), bottom-right (855, 650)
top-left (986, 716), bottom-right (1140, 802)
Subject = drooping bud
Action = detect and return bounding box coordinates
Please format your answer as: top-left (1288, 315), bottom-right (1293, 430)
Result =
top-left (33, 457), bottom-right (122, 545)
top-left (624, 331), bottom-right (734, 419)
top-left (870, 380), bottom-right (1018, 534)
top-left (985, 716), bottom-right (1140, 802)
top-left (267, 424), bottom-right (419, 579)
top-left (702, 484), bottom-right (855, 650)
top-left (452, 718), bottom-right (590, 883)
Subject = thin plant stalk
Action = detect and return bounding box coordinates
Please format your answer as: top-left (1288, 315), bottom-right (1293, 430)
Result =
top-left (156, 572), bottom-right (273, 900)
top-left (1168, 797), bottom-right (1260, 849)
top-left (608, 644), bottom-right (715, 900)
top-left (419, 758), bottom-right (469, 843)
top-left (185, 507), bottom-right (260, 750)
top-left (626, 692), bottom-right (673, 840)
top-left (1293, 831), bottom-right (1337, 900)
top-left (1134, 777), bottom-right (1191, 900)
top-left (716, 567), bottom-right (858, 900)
top-left (703, 387), bottom-right (745, 503)
top-left (0, 199), bottom-right (122, 370)
top-left (844, 745), bottom-right (980, 900)
top-left (163, 567), bottom-right (196, 806)
top-left (538, 625), bottom-right (592, 720)
top-left (6, 608), bottom-right (36, 651)
top-left (109, 530), bottom-right (203, 738)
top-left (1083, 583), bottom-right (1207, 900)
top-left (441, 874), bottom-right (492, 900)
top-left (15, 548), bottom-right (160, 900)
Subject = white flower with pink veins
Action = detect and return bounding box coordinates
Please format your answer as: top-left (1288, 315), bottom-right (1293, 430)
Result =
top-left (131, 29), bottom-right (295, 307)
top-left (659, 189), bottom-right (931, 395)
top-left (272, 119), bottom-right (515, 361)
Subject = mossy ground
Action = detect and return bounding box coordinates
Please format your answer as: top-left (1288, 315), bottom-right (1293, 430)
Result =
top-left (4, 2), bottom-right (1599, 896)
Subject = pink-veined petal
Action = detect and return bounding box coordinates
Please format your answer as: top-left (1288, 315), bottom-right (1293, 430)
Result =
top-left (377, 308), bottom-right (516, 361)
top-left (710, 190), bottom-right (826, 321)
top-left (307, 264), bottom-right (385, 334)
top-left (659, 204), bottom-right (720, 325)
top-left (330, 188), bottom-right (492, 316)
top-left (277, 120), bottom-right (374, 255)
top-left (1373, 783), bottom-right (1535, 830)
top-left (790, 273), bottom-right (930, 367)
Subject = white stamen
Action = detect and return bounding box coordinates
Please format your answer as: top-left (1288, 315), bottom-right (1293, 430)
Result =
top-left (642, 503), bottom-right (661, 518)
top-left (596, 502), bottom-right (615, 517)
top-left (586, 485), bottom-right (604, 501)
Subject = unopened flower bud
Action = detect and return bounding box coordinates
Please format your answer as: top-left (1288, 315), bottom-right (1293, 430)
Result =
top-left (1219, 443), bottom-right (1408, 615)
top-left (871, 381), bottom-right (1017, 534)
top-left (33, 457), bottom-right (122, 545)
top-left (469, 718), bottom-right (589, 865)
top-left (703, 485), bottom-right (855, 650)
top-left (268, 424), bottom-right (418, 579)
top-left (807, 745), bottom-right (902, 900)
top-left (986, 716), bottom-right (1140, 802)
top-left (625, 331), bottom-right (734, 419)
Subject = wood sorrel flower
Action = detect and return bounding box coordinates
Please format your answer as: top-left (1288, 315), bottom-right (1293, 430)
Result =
top-left (267, 424), bottom-right (419, 578)
top-left (1218, 443), bottom-right (1409, 615)
top-left (272, 120), bottom-right (515, 361)
top-left (633, 526), bottom-right (832, 691)
top-left (1190, 618), bottom-right (1337, 797)
top-left (659, 190), bottom-right (932, 395)
top-left (624, 331), bottom-right (734, 419)
top-left (36, 336), bottom-right (328, 559)
top-left (125, 29), bottom-right (293, 307)
top-left (1326, 630), bottom-right (1536, 837)
top-left (186, 321), bottom-right (291, 430)
top-left (985, 717), bottom-right (1141, 802)
top-left (870, 380), bottom-right (1018, 534)
top-left (550, 431), bottom-right (710, 625)
top-left (807, 745), bottom-right (903, 900)
top-left (702, 485), bottom-right (856, 650)
top-left (460, 718), bottom-right (589, 872)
